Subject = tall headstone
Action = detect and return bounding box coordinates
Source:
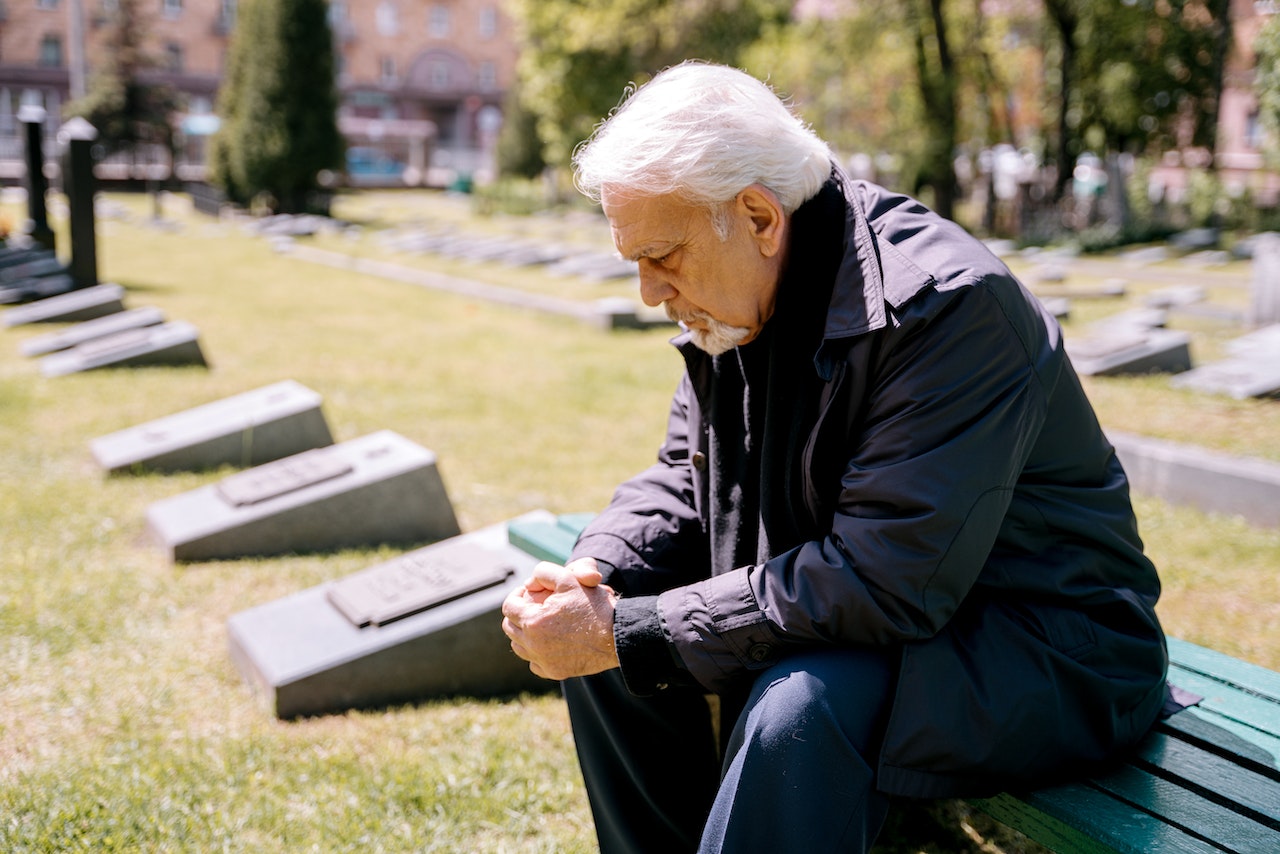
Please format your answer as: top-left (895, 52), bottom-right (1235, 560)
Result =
top-left (1251, 232), bottom-right (1280, 328)
top-left (58, 117), bottom-right (98, 290)
top-left (17, 104), bottom-right (54, 254)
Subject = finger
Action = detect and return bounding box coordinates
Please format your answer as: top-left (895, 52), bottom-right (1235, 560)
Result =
top-left (566, 557), bottom-right (603, 587)
top-left (529, 561), bottom-right (569, 590)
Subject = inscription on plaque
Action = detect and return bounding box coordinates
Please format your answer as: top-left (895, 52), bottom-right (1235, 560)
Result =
top-left (327, 541), bottom-right (516, 627)
top-left (216, 448), bottom-right (353, 507)
top-left (76, 327), bottom-right (155, 358)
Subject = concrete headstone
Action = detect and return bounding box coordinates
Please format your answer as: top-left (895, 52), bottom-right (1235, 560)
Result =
top-left (1250, 232), bottom-right (1280, 327)
top-left (226, 512), bottom-right (564, 718)
top-left (40, 320), bottom-right (206, 376)
top-left (89, 379), bottom-right (334, 473)
top-left (145, 430), bottom-right (460, 561)
top-left (1065, 328), bottom-right (1192, 376)
top-left (20, 306), bottom-right (165, 356)
top-left (2, 282), bottom-right (125, 327)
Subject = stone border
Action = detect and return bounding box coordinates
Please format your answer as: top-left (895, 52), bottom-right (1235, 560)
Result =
top-left (1108, 430), bottom-right (1280, 529)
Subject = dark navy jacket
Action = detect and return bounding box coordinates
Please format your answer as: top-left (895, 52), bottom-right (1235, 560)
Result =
top-left (570, 172), bottom-right (1168, 798)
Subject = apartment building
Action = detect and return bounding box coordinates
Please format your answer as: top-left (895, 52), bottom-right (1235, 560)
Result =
top-left (0, 0), bottom-right (517, 184)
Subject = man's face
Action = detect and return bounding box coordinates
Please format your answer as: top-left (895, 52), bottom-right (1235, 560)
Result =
top-left (602, 188), bottom-right (786, 355)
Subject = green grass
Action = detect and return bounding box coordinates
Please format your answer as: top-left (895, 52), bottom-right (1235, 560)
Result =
top-left (0, 190), bottom-right (1276, 852)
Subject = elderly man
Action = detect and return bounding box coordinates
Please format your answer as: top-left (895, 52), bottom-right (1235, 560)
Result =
top-left (502, 62), bottom-right (1167, 853)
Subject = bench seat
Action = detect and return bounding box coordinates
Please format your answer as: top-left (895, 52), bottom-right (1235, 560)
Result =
top-left (506, 515), bottom-right (1280, 854)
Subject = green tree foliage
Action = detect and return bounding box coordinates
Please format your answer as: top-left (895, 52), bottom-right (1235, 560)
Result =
top-left (65, 0), bottom-right (182, 179)
top-left (1254, 12), bottom-right (1280, 164)
top-left (505, 0), bottom-right (792, 170)
top-left (208, 0), bottom-right (343, 213)
top-left (1044, 0), bottom-right (1230, 199)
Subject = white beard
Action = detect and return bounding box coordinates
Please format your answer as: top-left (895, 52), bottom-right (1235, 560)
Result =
top-left (666, 304), bottom-right (751, 356)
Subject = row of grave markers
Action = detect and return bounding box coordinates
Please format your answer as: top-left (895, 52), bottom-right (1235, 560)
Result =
top-left (1031, 271), bottom-right (1280, 400)
top-left (0, 112), bottom-right (561, 719)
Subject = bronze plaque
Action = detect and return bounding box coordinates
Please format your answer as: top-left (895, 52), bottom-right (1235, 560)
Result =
top-left (326, 541), bottom-right (516, 627)
top-left (216, 448), bottom-right (353, 506)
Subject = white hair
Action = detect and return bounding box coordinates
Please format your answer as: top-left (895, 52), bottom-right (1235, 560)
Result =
top-left (572, 62), bottom-right (833, 218)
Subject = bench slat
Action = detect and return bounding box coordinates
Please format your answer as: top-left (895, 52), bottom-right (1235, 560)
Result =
top-left (1090, 754), bottom-right (1280, 851)
top-left (1159, 709), bottom-right (1280, 780)
top-left (1168, 638), bottom-right (1280, 702)
top-left (1167, 664), bottom-right (1280, 742)
top-left (1130, 732), bottom-right (1280, 822)
top-left (973, 785), bottom-right (1225, 854)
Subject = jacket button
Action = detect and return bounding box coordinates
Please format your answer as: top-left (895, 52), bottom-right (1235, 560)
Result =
top-left (691, 452), bottom-right (707, 471)
top-left (747, 643), bottom-right (771, 662)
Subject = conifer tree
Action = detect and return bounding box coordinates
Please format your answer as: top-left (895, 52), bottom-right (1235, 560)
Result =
top-left (209, 0), bottom-right (343, 213)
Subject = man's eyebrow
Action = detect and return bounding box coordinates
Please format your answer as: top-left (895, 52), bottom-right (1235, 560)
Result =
top-left (619, 242), bottom-right (675, 263)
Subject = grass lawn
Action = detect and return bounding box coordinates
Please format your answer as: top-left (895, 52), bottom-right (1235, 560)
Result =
top-left (0, 189), bottom-right (1276, 852)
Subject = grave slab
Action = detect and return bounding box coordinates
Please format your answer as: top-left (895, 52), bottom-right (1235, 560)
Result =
top-left (1170, 359), bottom-right (1280, 399)
top-left (227, 512), bottom-right (558, 718)
top-left (1065, 328), bottom-right (1192, 376)
top-left (89, 379), bottom-right (334, 473)
top-left (146, 430), bottom-right (460, 561)
top-left (40, 320), bottom-right (207, 376)
top-left (2, 282), bottom-right (124, 327)
top-left (0, 273), bottom-right (76, 305)
top-left (1109, 431), bottom-right (1280, 529)
top-left (0, 253), bottom-right (64, 283)
top-left (19, 306), bottom-right (165, 356)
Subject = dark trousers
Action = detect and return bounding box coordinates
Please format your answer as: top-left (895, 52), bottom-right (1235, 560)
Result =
top-left (562, 648), bottom-right (897, 853)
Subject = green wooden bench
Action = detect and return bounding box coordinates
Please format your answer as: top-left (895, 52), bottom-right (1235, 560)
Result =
top-left (507, 514), bottom-right (1280, 854)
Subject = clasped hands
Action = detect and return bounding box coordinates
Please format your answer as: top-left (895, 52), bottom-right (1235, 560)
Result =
top-left (501, 557), bottom-right (621, 681)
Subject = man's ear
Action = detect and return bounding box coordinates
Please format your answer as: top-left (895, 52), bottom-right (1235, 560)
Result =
top-left (737, 185), bottom-right (786, 258)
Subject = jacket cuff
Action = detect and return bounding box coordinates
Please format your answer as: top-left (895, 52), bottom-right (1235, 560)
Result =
top-left (613, 595), bottom-right (693, 696)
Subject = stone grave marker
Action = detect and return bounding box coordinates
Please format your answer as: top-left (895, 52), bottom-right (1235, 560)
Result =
top-left (89, 379), bottom-right (333, 473)
top-left (1065, 328), bottom-right (1192, 376)
top-left (40, 320), bottom-right (206, 376)
top-left (0, 273), bottom-right (76, 306)
top-left (20, 306), bottom-right (165, 356)
top-left (2, 282), bottom-right (125, 327)
top-left (1252, 233), bottom-right (1280, 327)
top-left (1109, 431), bottom-right (1280, 529)
top-left (146, 430), bottom-right (460, 562)
top-left (0, 252), bottom-right (65, 284)
top-left (1170, 324), bottom-right (1280, 399)
top-left (226, 511), bottom-right (562, 718)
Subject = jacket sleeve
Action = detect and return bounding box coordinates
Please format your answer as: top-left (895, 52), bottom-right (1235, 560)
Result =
top-left (569, 372), bottom-right (711, 597)
top-left (658, 278), bottom-right (1055, 693)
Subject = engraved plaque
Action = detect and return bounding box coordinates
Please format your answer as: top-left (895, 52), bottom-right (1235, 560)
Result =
top-left (327, 541), bottom-right (516, 627)
top-left (216, 448), bottom-right (353, 507)
top-left (75, 327), bottom-right (155, 358)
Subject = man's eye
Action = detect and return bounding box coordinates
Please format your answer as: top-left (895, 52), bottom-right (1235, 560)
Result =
top-left (652, 251), bottom-right (673, 265)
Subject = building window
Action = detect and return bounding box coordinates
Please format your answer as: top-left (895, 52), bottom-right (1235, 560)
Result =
top-left (162, 0), bottom-right (182, 17)
top-left (429, 5), bottom-right (449, 38)
top-left (478, 6), bottom-right (497, 40)
top-left (376, 1), bottom-right (398, 37)
top-left (39, 35), bottom-right (62, 67)
top-left (101, 0), bottom-right (119, 13)
top-left (37, 0), bottom-right (59, 9)
top-left (429, 59), bottom-right (450, 91)
top-left (380, 56), bottom-right (396, 85)
top-left (477, 61), bottom-right (496, 92)
top-left (165, 43), bottom-right (183, 73)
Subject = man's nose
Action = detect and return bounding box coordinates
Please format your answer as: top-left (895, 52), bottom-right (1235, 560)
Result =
top-left (638, 263), bottom-right (677, 307)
